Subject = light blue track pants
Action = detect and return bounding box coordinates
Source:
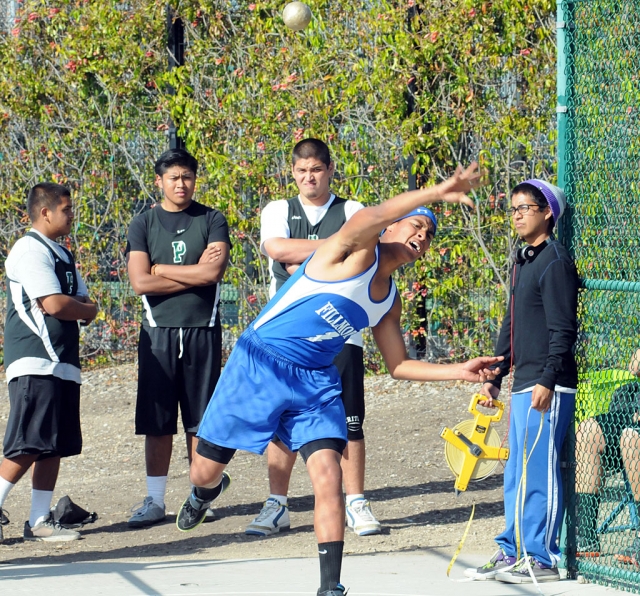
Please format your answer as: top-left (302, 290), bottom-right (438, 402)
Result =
top-left (495, 390), bottom-right (575, 567)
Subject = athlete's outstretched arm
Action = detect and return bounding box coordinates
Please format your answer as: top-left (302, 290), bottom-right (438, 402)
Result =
top-left (372, 297), bottom-right (502, 384)
top-left (330, 163), bottom-right (483, 254)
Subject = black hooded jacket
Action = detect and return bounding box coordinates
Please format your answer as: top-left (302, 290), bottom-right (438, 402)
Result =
top-left (490, 239), bottom-right (579, 393)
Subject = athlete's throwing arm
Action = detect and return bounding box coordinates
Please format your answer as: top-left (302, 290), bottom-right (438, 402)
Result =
top-left (307, 162), bottom-right (498, 384)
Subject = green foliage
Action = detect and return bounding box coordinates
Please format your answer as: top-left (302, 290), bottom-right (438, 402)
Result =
top-left (0, 0), bottom-right (166, 362)
top-left (0, 0), bottom-right (558, 364)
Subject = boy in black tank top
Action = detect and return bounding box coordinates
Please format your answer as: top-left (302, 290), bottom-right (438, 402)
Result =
top-left (0, 183), bottom-right (97, 543)
top-left (126, 149), bottom-right (231, 528)
top-left (247, 138), bottom-right (380, 539)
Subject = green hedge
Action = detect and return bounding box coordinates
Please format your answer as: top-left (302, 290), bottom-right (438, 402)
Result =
top-left (0, 0), bottom-right (558, 366)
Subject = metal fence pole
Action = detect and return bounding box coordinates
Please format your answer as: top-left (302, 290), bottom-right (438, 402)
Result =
top-left (556, 2), bottom-right (568, 245)
top-left (556, 0), bottom-right (577, 578)
top-left (167, 6), bottom-right (185, 150)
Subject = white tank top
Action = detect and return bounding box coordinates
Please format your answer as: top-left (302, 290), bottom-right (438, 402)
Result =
top-left (252, 245), bottom-right (397, 367)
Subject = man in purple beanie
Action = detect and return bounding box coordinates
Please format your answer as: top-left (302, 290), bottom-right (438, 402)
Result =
top-left (465, 179), bottom-right (579, 583)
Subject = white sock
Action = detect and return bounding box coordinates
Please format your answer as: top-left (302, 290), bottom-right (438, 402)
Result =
top-left (30, 489), bottom-right (54, 527)
top-left (269, 494), bottom-right (288, 506)
top-left (146, 476), bottom-right (167, 507)
top-left (0, 477), bottom-right (15, 508)
top-left (346, 494), bottom-right (365, 507)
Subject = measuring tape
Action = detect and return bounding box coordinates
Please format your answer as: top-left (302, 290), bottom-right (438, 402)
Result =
top-left (441, 395), bottom-right (546, 591)
top-left (440, 394), bottom-right (509, 579)
top-left (440, 394), bottom-right (510, 494)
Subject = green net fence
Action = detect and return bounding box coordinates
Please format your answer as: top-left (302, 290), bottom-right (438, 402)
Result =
top-left (562, 0), bottom-right (640, 588)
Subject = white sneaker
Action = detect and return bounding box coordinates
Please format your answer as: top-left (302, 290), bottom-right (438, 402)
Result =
top-left (346, 498), bottom-right (381, 536)
top-left (464, 548), bottom-right (518, 580)
top-left (245, 498), bottom-right (290, 536)
top-left (128, 496), bottom-right (166, 528)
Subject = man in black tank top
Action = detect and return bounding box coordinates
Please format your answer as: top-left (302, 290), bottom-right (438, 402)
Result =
top-left (247, 139), bottom-right (381, 538)
top-left (126, 149), bottom-right (231, 528)
top-left (0, 183), bottom-right (97, 543)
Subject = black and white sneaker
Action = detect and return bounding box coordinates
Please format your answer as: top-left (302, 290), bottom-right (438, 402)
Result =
top-left (177, 472), bottom-right (231, 532)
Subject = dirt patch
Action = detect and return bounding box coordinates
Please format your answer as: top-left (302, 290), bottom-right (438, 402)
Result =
top-left (0, 364), bottom-right (506, 565)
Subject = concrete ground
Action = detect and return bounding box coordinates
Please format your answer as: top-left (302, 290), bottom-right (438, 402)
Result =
top-left (0, 552), bottom-right (623, 595)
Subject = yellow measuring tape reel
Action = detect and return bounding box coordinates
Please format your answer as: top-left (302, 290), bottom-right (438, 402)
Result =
top-left (440, 394), bottom-right (509, 494)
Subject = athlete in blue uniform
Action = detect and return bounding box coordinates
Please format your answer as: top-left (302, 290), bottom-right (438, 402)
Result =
top-left (177, 162), bottom-right (500, 596)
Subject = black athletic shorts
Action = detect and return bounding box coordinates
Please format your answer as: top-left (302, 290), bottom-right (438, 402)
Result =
top-left (333, 343), bottom-right (366, 441)
top-left (4, 375), bottom-right (82, 459)
top-left (136, 324), bottom-right (222, 436)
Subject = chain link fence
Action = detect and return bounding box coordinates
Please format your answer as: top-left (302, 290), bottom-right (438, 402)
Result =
top-left (0, 0), bottom-right (17, 33)
top-left (562, 0), bottom-right (640, 588)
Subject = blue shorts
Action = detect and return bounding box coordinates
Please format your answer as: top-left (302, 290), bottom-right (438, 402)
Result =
top-left (197, 328), bottom-right (347, 454)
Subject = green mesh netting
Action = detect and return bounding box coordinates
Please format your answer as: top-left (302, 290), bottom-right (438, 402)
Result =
top-left (563, 0), bottom-right (640, 588)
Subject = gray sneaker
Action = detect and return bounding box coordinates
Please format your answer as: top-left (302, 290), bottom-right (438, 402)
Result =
top-left (128, 496), bottom-right (166, 528)
top-left (24, 516), bottom-right (80, 542)
top-left (495, 556), bottom-right (560, 583)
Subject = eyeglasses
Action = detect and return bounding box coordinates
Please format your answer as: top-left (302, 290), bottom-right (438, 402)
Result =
top-left (507, 204), bottom-right (540, 216)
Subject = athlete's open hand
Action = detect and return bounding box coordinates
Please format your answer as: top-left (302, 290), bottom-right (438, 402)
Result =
top-left (437, 162), bottom-right (486, 208)
top-left (458, 355), bottom-right (504, 384)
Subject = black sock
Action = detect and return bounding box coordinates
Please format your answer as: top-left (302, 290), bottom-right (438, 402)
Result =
top-left (318, 541), bottom-right (343, 592)
top-left (576, 492), bottom-right (600, 543)
top-left (194, 479), bottom-right (225, 503)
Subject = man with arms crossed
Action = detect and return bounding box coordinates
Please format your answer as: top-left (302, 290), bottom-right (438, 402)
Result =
top-left (126, 148), bottom-right (231, 527)
top-left (247, 138), bottom-right (381, 537)
top-left (0, 182), bottom-right (97, 542)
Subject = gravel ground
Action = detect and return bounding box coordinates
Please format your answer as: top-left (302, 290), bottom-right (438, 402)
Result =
top-left (0, 364), bottom-right (506, 566)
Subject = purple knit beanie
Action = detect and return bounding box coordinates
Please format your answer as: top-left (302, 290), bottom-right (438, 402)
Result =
top-left (520, 179), bottom-right (567, 223)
